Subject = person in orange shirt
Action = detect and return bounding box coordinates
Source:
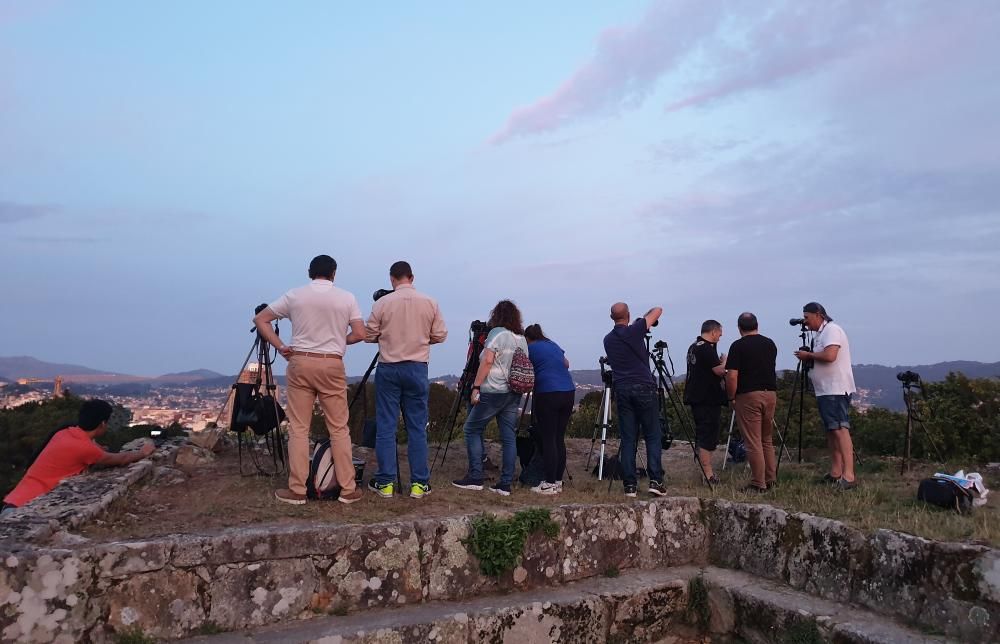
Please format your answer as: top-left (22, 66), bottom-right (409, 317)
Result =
top-left (1, 399), bottom-right (155, 516)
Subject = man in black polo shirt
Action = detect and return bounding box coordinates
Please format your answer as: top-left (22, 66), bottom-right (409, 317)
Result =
top-left (684, 320), bottom-right (727, 485)
top-left (724, 312), bottom-right (778, 492)
top-left (603, 302), bottom-right (666, 498)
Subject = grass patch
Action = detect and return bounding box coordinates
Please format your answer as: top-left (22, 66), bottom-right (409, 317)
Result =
top-left (463, 507), bottom-right (560, 577)
top-left (603, 565), bottom-right (620, 578)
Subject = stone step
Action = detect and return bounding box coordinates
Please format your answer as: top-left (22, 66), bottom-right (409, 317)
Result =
top-left (180, 567), bottom-right (945, 644)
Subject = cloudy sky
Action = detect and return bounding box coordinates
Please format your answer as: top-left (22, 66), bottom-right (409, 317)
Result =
top-left (2, 0), bottom-right (998, 378)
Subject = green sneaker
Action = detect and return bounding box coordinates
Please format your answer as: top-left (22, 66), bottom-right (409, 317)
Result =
top-left (410, 482), bottom-right (432, 499)
top-left (368, 479), bottom-right (393, 498)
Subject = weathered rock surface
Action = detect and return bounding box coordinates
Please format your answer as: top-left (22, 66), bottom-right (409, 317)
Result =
top-left (189, 427), bottom-right (225, 452)
top-left (175, 445), bottom-right (217, 467)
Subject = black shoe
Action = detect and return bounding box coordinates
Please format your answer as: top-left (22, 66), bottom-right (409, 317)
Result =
top-left (740, 483), bottom-right (767, 494)
top-left (648, 480), bottom-right (667, 497)
top-left (452, 476), bottom-right (484, 491)
top-left (490, 483), bottom-right (511, 497)
top-left (706, 475), bottom-right (720, 486)
top-left (835, 478), bottom-right (857, 491)
top-left (815, 473), bottom-right (838, 485)
top-left (624, 484), bottom-right (638, 498)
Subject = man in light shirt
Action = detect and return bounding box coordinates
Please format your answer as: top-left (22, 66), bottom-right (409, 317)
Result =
top-left (255, 255), bottom-right (365, 505)
top-left (365, 261), bottom-right (447, 499)
top-left (794, 302), bottom-right (858, 490)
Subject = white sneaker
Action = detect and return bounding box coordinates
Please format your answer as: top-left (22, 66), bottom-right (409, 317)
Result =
top-left (531, 482), bottom-right (560, 495)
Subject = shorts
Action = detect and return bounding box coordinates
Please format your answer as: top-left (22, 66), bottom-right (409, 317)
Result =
top-left (690, 404), bottom-right (722, 451)
top-left (817, 394), bottom-right (852, 431)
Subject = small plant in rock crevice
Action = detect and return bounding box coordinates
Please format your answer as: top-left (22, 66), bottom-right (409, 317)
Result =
top-left (686, 575), bottom-right (710, 629)
top-left (463, 507), bottom-right (560, 577)
top-left (782, 619), bottom-right (823, 644)
top-left (114, 626), bottom-right (157, 644)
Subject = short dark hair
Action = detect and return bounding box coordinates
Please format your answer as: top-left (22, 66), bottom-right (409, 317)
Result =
top-left (524, 323), bottom-right (548, 342)
top-left (701, 319), bottom-right (721, 334)
top-left (79, 399), bottom-right (114, 431)
top-left (487, 300), bottom-right (524, 335)
top-left (737, 312), bottom-right (758, 332)
top-left (308, 255), bottom-right (337, 279)
top-left (803, 301), bottom-right (833, 322)
top-left (389, 261), bottom-right (413, 280)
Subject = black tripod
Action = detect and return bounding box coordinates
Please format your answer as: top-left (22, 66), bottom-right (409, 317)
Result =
top-left (216, 306), bottom-right (287, 477)
top-left (649, 340), bottom-right (713, 489)
top-left (899, 374), bottom-right (945, 473)
top-left (430, 321), bottom-right (488, 477)
top-left (776, 322), bottom-right (811, 474)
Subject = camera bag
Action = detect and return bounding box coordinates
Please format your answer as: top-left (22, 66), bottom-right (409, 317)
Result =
top-left (917, 477), bottom-right (974, 514)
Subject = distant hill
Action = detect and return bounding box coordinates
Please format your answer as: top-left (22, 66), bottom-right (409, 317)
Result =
top-left (153, 369), bottom-right (226, 384)
top-left (853, 361), bottom-right (1000, 411)
top-left (0, 356), bottom-right (116, 379)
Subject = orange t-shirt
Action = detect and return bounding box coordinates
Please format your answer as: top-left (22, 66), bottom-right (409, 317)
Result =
top-left (3, 427), bottom-right (106, 507)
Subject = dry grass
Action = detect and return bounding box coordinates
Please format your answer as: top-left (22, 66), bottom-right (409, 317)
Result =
top-left (81, 437), bottom-right (999, 547)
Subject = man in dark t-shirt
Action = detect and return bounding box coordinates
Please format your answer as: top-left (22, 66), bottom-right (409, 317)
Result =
top-left (724, 312), bottom-right (778, 492)
top-left (603, 302), bottom-right (665, 498)
top-left (684, 320), bottom-right (728, 484)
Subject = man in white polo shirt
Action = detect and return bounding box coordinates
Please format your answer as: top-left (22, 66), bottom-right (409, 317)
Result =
top-left (255, 255), bottom-right (365, 504)
top-left (794, 302), bottom-right (858, 490)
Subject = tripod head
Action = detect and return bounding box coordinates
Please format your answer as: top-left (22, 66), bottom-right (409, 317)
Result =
top-left (598, 356), bottom-right (614, 388)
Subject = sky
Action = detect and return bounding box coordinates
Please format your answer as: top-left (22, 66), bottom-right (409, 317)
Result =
top-left (2, 0), bottom-right (999, 379)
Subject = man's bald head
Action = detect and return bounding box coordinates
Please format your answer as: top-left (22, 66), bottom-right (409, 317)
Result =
top-left (610, 302), bottom-right (630, 324)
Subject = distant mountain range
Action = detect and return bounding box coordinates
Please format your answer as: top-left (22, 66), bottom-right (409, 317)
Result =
top-left (0, 357), bottom-right (225, 385)
top-left (3, 356), bottom-right (998, 412)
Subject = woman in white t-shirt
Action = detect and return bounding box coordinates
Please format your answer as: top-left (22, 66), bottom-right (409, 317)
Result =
top-left (452, 300), bottom-right (528, 496)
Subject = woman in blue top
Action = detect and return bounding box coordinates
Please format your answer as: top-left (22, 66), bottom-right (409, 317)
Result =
top-left (524, 324), bottom-right (575, 495)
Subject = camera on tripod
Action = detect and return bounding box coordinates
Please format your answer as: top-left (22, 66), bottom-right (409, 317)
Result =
top-left (897, 370), bottom-right (921, 385)
top-left (470, 320), bottom-right (490, 333)
top-left (373, 288), bottom-right (393, 302)
top-left (598, 356), bottom-right (613, 387)
top-left (789, 318), bottom-right (806, 326)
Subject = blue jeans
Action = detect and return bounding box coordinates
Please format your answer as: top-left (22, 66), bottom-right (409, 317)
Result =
top-left (817, 394), bottom-right (852, 431)
top-left (463, 391), bottom-right (522, 485)
top-left (616, 383), bottom-right (664, 486)
top-left (374, 361), bottom-right (430, 485)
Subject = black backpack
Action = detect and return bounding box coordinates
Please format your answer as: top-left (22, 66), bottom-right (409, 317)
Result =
top-left (917, 478), bottom-right (974, 514)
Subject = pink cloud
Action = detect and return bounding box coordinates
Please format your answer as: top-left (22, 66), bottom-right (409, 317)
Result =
top-left (490, 0), bottom-right (723, 144)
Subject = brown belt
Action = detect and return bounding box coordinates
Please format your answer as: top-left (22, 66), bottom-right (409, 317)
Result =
top-left (291, 351), bottom-right (343, 359)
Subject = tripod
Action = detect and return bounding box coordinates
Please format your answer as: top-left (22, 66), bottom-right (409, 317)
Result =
top-left (776, 323), bottom-right (811, 474)
top-left (215, 307), bottom-right (287, 477)
top-left (585, 358), bottom-right (615, 479)
top-left (722, 410), bottom-right (792, 471)
top-left (649, 341), bottom-right (713, 488)
top-left (430, 321), bottom-right (488, 477)
top-left (900, 376), bottom-right (945, 473)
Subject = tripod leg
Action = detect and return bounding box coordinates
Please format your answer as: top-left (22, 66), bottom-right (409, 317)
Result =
top-left (722, 410), bottom-right (736, 472)
top-left (772, 419), bottom-right (792, 461)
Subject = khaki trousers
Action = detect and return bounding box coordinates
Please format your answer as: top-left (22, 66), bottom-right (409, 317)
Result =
top-left (734, 391), bottom-right (777, 488)
top-left (285, 355), bottom-right (356, 495)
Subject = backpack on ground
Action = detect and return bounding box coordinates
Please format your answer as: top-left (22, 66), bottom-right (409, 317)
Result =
top-left (306, 440), bottom-right (366, 500)
top-left (917, 477), bottom-right (974, 514)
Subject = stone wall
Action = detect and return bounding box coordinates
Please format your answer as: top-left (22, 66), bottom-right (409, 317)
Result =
top-left (1, 495), bottom-right (997, 642)
top-left (706, 500), bottom-right (1000, 641)
top-left (0, 499), bottom-right (707, 642)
